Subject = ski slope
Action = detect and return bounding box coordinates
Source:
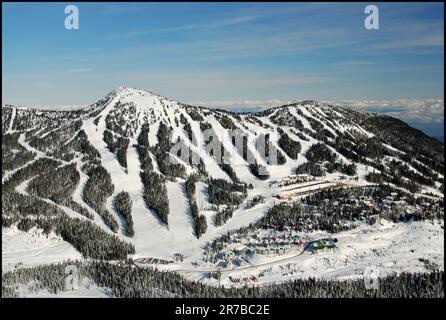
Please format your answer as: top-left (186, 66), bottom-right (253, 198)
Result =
top-left (2, 226), bottom-right (82, 273)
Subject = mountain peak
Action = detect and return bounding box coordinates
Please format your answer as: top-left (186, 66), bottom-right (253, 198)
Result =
top-left (110, 86), bottom-right (146, 96)
top-left (107, 86), bottom-right (170, 102)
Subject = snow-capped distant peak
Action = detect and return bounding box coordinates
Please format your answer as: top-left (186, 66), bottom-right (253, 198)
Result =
top-left (108, 86), bottom-right (161, 100)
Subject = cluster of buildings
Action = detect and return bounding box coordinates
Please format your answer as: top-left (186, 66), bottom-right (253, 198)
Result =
top-left (297, 188), bottom-right (443, 225)
top-left (215, 237), bottom-right (339, 268)
top-left (215, 232), bottom-right (301, 266)
top-left (228, 228), bottom-right (307, 248)
top-left (269, 174), bottom-right (314, 188)
top-left (216, 243), bottom-right (255, 268)
top-left (214, 228), bottom-right (339, 267)
top-left (336, 192), bottom-right (441, 218)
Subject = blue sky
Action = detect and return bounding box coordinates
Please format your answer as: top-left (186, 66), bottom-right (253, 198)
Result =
top-left (2, 2), bottom-right (444, 137)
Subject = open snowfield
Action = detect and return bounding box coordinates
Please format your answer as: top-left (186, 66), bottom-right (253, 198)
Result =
top-left (2, 226), bottom-right (82, 273)
top-left (12, 278), bottom-right (111, 298)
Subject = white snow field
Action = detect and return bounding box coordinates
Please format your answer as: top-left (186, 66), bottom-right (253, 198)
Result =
top-left (2, 226), bottom-right (82, 273)
top-left (13, 278), bottom-right (111, 298)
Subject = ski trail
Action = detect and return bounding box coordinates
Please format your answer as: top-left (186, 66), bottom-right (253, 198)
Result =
top-left (166, 181), bottom-right (195, 243)
top-left (71, 158), bottom-right (118, 236)
top-left (81, 101), bottom-right (129, 234)
top-left (3, 133), bottom-right (52, 183)
top-left (14, 176), bottom-right (101, 227)
top-left (18, 133), bottom-right (45, 159)
top-left (126, 144), bottom-right (174, 257)
top-left (8, 107), bottom-right (16, 133)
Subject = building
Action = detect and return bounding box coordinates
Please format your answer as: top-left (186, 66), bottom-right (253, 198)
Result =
top-left (217, 250), bottom-right (235, 261)
top-left (235, 246), bottom-right (253, 258)
top-left (306, 239), bottom-right (337, 254)
top-left (270, 174), bottom-right (314, 187)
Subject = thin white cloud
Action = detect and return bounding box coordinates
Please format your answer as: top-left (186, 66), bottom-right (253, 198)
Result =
top-left (327, 99), bottom-right (444, 124)
top-left (108, 15), bottom-right (260, 39)
top-left (213, 15), bottom-right (259, 27)
top-left (370, 34), bottom-right (444, 50)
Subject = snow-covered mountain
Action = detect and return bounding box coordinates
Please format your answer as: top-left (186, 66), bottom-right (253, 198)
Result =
top-left (2, 86), bottom-right (444, 263)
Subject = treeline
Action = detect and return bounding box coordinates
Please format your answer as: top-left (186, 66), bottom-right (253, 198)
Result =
top-left (306, 142), bottom-right (337, 163)
top-left (277, 128), bottom-right (301, 159)
top-left (264, 133), bottom-right (286, 165)
top-left (296, 143), bottom-right (335, 176)
top-left (27, 119), bottom-right (83, 162)
top-left (82, 165), bottom-right (118, 232)
top-left (332, 111), bottom-right (444, 190)
top-left (249, 162), bottom-right (270, 180)
top-left (185, 175), bottom-right (207, 238)
top-left (185, 107), bottom-right (205, 122)
top-left (15, 216), bottom-right (134, 260)
top-left (207, 178), bottom-right (248, 226)
top-left (2, 157), bottom-right (61, 193)
top-left (255, 202), bottom-right (355, 234)
top-left (219, 163), bottom-right (240, 183)
top-left (199, 121), bottom-right (212, 132)
top-left (216, 114), bottom-right (236, 130)
top-left (113, 191), bottom-right (134, 237)
top-left (239, 134), bottom-right (270, 180)
top-left (2, 263), bottom-right (68, 297)
top-left (267, 185), bottom-right (443, 231)
top-left (214, 206), bottom-right (236, 227)
top-left (295, 161), bottom-right (325, 176)
top-left (244, 195), bottom-right (265, 209)
top-left (1, 155), bottom-right (95, 227)
top-left (361, 114), bottom-right (444, 175)
top-left (27, 163), bottom-right (93, 219)
top-left (140, 163), bottom-right (170, 225)
top-left (268, 108), bottom-right (305, 131)
top-left (3, 192), bottom-right (134, 260)
top-left (331, 131), bottom-right (439, 191)
top-left (136, 129), bottom-right (170, 225)
top-left (302, 112), bottom-right (335, 143)
top-left (326, 161), bottom-right (356, 176)
top-left (152, 122), bottom-right (186, 178)
top-left (296, 143), bottom-right (356, 176)
top-left (366, 172), bottom-right (422, 193)
top-left (5, 261), bottom-right (442, 298)
top-left (208, 178), bottom-right (247, 206)
top-left (105, 101), bottom-right (138, 137)
top-left (179, 113), bottom-right (195, 142)
top-left (68, 130), bottom-right (102, 164)
top-left (54, 216), bottom-right (134, 260)
top-left (2, 132), bottom-right (36, 174)
top-left (138, 123), bottom-right (150, 146)
top-left (103, 129), bottom-right (129, 170)
top-left (387, 159), bottom-right (436, 187)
